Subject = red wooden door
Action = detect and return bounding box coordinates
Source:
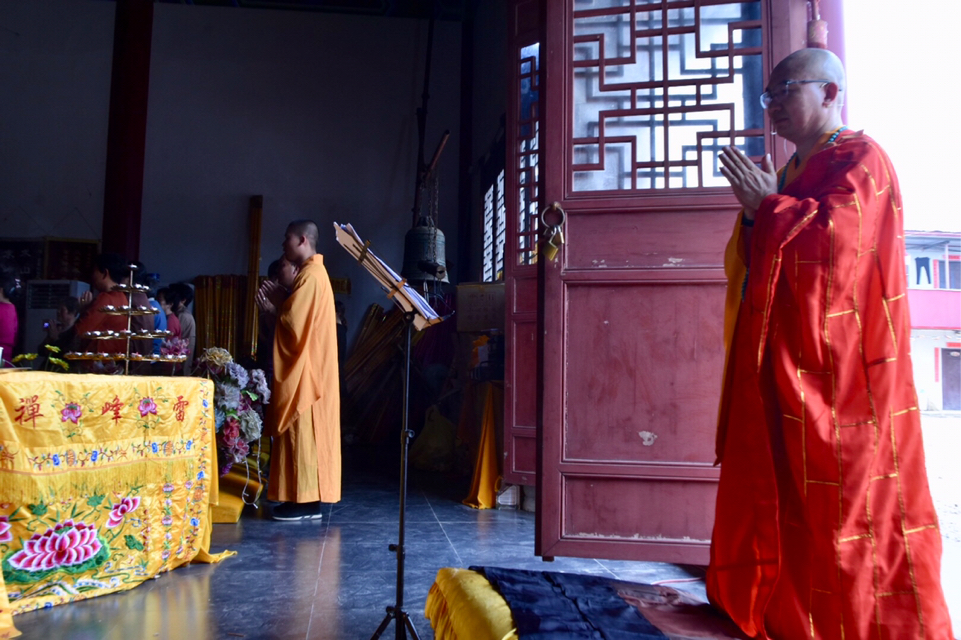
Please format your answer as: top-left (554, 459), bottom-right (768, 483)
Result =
top-left (535, 0), bottom-right (786, 565)
top-left (503, 0), bottom-right (543, 486)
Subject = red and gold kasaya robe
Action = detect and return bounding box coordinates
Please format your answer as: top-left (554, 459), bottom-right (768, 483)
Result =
top-left (706, 129), bottom-right (954, 639)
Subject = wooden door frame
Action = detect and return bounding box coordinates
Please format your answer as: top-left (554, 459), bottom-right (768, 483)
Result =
top-left (534, 0), bottom-right (814, 563)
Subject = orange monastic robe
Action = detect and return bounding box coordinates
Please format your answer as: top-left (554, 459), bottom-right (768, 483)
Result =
top-left (707, 130), bottom-right (953, 639)
top-left (268, 253), bottom-right (341, 504)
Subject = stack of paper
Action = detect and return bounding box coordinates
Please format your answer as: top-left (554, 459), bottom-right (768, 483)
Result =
top-left (333, 222), bottom-right (442, 331)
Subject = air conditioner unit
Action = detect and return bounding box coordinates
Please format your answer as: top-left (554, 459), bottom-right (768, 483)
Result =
top-left (24, 280), bottom-right (90, 357)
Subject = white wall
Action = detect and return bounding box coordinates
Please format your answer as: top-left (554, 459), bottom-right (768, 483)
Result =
top-left (0, 1), bottom-right (463, 345)
top-left (911, 330), bottom-right (955, 411)
top-left (0, 0), bottom-right (114, 240)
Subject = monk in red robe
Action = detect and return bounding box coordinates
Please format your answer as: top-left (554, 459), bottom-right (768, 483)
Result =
top-left (706, 48), bottom-right (953, 639)
top-left (261, 220), bottom-right (341, 521)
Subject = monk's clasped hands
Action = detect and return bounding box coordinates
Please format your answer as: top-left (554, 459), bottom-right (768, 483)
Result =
top-left (718, 146), bottom-right (778, 215)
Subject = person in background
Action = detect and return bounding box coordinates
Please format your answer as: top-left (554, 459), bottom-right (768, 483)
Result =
top-left (256, 256), bottom-right (299, 371)
top-left (139, 270), bottom-right (166, 356)
top-left (37, 296), bottom-right (80, 367)
top-left (125, 262), bottom-right (154, 357)
top-left (0, 265), bottom-right (20, 366)
top-left (76, 252), bottom-right (129, 358)
top-left (255, 259), bottom-right (283, 377)
top-left (169, 282), bottom-right (196, 374)
top-left (156, 287), bottom-right (182, 339)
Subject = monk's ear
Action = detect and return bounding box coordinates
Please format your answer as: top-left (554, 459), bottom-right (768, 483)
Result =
top-left (823, 82), bottom-right (841, 105)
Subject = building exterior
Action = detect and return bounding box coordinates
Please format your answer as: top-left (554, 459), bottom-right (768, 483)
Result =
top-left (905, 231), bottom-right (961, 411)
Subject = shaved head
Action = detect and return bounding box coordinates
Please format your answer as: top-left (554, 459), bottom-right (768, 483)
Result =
top-left (287, 220), bottom-right (319, 251)
top-left (773, 48), bottom-right (846, 97)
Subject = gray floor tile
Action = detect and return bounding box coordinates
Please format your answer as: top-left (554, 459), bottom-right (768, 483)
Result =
top-left (10, 445), bottom-right (713, 639)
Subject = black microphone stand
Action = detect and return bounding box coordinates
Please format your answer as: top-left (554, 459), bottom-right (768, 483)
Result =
top-left (370, 312), bottom-right (420, 640)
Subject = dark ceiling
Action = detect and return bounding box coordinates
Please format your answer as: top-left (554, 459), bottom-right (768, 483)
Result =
top-left (149, 0), bottom-right (470, 20)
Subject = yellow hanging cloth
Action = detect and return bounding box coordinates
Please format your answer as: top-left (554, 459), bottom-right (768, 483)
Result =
top-left (462, 384), bottom-right (500, 509)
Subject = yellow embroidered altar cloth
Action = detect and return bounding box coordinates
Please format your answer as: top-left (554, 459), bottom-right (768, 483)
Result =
top-left (0, 371), bottom-right (231, 637)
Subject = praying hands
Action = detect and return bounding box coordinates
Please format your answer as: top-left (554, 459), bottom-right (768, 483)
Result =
top-left (256, 279), bottom-right (287, 316)
top-left (718, 146), bottom-right (778, 216)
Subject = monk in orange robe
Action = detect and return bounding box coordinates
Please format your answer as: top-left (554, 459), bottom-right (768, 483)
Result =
top-left (261, 220), bottom-right (341, 520)
top-left (706, 49), bottom-right (953, 639)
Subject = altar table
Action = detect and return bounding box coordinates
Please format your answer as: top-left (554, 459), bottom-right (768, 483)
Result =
top-left (0, 371), bottom-right (232, 638)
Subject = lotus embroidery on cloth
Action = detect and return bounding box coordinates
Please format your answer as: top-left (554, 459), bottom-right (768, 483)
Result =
top-left (138, 398), bottom-right (157, 418)
top-left (0, 517), bottom-right (11, 543)
top-left (106, 497), bottom-right (141, 529)
top-left (60, 403), bottom-right (82, 424)
top-left (5, 520), bottom-right (108, 579)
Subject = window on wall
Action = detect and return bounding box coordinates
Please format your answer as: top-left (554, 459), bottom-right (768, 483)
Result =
top-left (482, 169), bottom-right (507, 282)
top-left (936, 259), bottom-right (961, 290)
top-left (571, 0), bottom-right (764, 192)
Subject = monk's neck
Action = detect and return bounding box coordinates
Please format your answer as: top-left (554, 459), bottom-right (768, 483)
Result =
top-left (794, 121), bottom-right (845, 164)
top-left (293, 252), bottom-right (316, 269)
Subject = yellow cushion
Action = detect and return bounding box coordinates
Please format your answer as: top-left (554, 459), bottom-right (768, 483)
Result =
top-left (424, 568), bottom-right (517, 640)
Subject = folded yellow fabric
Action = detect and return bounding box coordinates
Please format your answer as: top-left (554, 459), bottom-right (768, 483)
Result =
top-left (425, 568), bottom-right (517, 640)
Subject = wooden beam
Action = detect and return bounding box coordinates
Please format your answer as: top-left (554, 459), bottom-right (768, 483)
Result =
top-left (102, 0), bottom-right (153, 260)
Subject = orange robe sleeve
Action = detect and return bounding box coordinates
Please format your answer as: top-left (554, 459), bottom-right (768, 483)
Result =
top-left (267, 254), bottom-right (341, 504)
top-left (271, 255), bottom-right (339, 436)
top-left (707, 131), bottom-right (954, 639)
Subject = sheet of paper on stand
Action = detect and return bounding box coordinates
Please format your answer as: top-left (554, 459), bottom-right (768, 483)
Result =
top-left (333, 222), bottom-right (441, 330)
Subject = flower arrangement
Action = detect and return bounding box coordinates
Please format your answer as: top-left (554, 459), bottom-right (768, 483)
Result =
top-left (161, 337), bottom-right (189, 359)
top-left (160, 337), bottom-right (190, 374)
top-left (11, 345), bottom-right (69, 372)
top-left (194, 347), bottom-right (270, 475)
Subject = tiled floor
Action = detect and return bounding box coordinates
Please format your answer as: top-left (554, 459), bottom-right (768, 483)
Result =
top-left (10, 446), bottom-right (707, 639)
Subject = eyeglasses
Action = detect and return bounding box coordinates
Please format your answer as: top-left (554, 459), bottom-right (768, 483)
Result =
top-left (759, 80), bottom-right (831, 109)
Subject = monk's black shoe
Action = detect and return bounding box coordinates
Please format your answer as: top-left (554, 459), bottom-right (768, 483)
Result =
top-left (271, 501), bottom-right (323, 521)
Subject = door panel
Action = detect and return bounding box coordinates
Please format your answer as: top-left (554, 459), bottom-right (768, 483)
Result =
top-left (508, 318), bottom-right (538, 483)
top-left (504, 0), bottom-right (542, 486)
top-left (537, 0), bottom-right (783, 564)
top-left (565, 208), bottom-right (736, 269)
top-left (563, 282), bottom-right (724, 464)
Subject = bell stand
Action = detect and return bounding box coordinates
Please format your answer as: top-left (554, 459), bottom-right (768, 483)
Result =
top-left (370, 308), bottom-right (420, 640)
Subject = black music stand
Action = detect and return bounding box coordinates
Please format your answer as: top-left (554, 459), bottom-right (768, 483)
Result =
top-left (333, 222), bottom-right (443, 640)
top-left (369, 310), bottom-right (420, 640)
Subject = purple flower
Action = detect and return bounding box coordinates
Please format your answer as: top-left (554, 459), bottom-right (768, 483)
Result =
top-left (138, 397), bottom-right (158, 418)
top-left (60, 403), bottom-right (83, 424)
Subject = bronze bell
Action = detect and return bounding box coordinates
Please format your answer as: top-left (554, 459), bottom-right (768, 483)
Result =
top-left (401, 218), bottom-right (449, 283)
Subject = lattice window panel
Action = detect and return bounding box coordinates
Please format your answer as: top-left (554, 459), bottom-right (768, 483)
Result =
top-left (483, 184), bottom-right (496, 281)
top-left (495, 169), bottom-right (507, 279)
top-left (482, 169), bottom-right (508, 282)
top-left (517, 43), bottom-right (541, 266)
top-left (572, 0), bottom-right (765, 191)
